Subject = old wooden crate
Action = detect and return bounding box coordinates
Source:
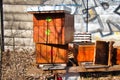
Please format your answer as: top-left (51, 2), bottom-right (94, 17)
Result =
top-left (33, 10), bottom-right (74, 44)
top-left (93, 41), bottom-right (115, 65)
top-left (36, 43), bottom-right (68, 64)
top-left (73, 43), bottom-right (95, 64)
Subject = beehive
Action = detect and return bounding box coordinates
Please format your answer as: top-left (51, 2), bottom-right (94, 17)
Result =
top-left (116, 48), bottom-right (120, 64)
top-left (36, 43), bottom-right (68, 64)
top-left (77, 44), bottom-right (95, 63)
top-left (32, 7), bottom-right (74, 44)
top-left (93, 41), bottom-right (109, 65)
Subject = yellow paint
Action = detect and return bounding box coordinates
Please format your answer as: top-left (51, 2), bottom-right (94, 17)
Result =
top-left (114, 32), bottom-right (120, 35)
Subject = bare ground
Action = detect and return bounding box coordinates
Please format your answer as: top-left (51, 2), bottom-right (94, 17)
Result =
top-left (1, 49), bottom-right (120, 80)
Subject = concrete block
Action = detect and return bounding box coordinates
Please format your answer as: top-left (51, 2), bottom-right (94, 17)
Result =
top-left (4, 4), bottom-right (29, 13)
top-left (4, 0), bottom-right (42, 5)
top-left (4, 45), bottom-right (35, 51)
top-left (14, 38), bottom-right (34, 46)
top-left (4, 37), bottom-right (34, 46)
top-left (4, 21), bottom-right (33, 30)
top-left (4, 13), bottom-right (32, 21)
top-left (4, 38), bottom-right (14, 46)
top-left (4, 30), bottom-right (33, 38)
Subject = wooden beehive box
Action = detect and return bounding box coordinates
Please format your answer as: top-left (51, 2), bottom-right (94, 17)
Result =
top-left (116, 48), bottom-right (120, 64)
top-left (93, 41), bottom-right (109, 65)
top-left (36, 43), bottom-right (68, 64)
top-left (32, 8), bottom-right (74, 44)
top-left (93, 41), bottom-right (115, 65)
top-left (77, 44), bottom-right (95, 63)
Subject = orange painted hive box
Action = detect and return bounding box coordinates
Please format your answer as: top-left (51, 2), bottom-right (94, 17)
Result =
top-left (77, 44), bottom-right (95, 62)
top-left (117, 48), bottom-right (120, 64)
top-left (36, 43), bottom-right (68, 64)
top-left (33, 11), bottom-right (74, 44)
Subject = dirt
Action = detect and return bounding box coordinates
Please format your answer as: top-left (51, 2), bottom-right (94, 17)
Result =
top-left (1, 49), bottom-right (120, 80)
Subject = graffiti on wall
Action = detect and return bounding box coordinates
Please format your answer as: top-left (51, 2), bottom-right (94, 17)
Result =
top-left (42, 0), bottom-right (120, 38)
top-left (80, 0), bottom-right (120, 37)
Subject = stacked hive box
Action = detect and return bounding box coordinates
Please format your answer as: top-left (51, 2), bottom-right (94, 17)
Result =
top-left (116, 48), bottom-right (120, 65)
top-left (36, 44), bottom-right (68, 64)
top-left (33, 12), bottom-right (74, 44)
top-left (28, 6), bottom-right (74, 64)
top-left (75, 41), bottom-right (120, 65)
top-left (73, 43), bottom-right (95, 65)
top-left (77, 44), bottom-right (95, 63)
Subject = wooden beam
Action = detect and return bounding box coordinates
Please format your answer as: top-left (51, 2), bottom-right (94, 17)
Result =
top-left (41, 65), bottom-right (120, 73)
top-left (108, 65), bottom-right (120, 71)
top-left (66, 65), bottom-right (120, 73)
top-left (108, 41), bottom-right (114, 66)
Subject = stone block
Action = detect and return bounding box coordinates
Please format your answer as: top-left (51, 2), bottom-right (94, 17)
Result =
top-left (4, 21), bottom-right (33, 30)
top-left (4, 13), bottom-right (32, 21)
top-left (4, 30), bottom-right (33, 38)
top-left (4, 0), bottom-right (43, 5)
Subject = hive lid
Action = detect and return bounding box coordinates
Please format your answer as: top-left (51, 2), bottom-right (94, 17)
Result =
top-left (27, 5), bottom-right (71, 13)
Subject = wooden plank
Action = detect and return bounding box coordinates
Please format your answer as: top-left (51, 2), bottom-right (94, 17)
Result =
top-left (67, 66), bottom-right (87, 73)
top-left (66, 66), bottom-right (109, 73)
top-left (66, 65), bottom-right (120, 73)
top-left (39, 64), bottom-right (120, 73)
top-left (41, 65), bottom-right (66, 70)
top-left (84, 65), bottom-right (109, 69)
top-left (108, 65), bottom-right (120, 71)
top-left (108, 41), bottom-right (115, 66)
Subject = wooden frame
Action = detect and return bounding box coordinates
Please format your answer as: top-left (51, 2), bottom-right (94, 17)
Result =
top-left (93, 40), bottom-right (114, 65)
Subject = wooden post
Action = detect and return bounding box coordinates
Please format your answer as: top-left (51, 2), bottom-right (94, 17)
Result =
top-left (108, 41), bottom-right (114, 66)
top-left (0, 0), bottom-right (4, 52)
